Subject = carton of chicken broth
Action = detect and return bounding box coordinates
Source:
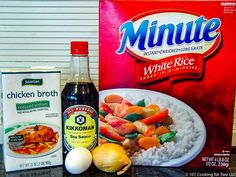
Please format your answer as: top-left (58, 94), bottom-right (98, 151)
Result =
top-left (0, 69), bottom-right (62, 172)
top-left (99, 0), bottom-right (236, 169)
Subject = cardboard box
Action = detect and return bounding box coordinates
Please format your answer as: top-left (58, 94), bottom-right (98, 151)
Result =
top-left (99, 0), bottom-right (236, 168)
top-left (1, 68), bottom-right (62, 172)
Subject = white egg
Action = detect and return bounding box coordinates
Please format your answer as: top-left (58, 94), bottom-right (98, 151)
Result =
top-left (65, 147), bottom-right (92, 174)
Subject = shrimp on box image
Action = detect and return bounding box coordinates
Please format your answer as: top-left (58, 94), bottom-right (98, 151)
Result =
top-left (99, 0), bottom-right (236, 169)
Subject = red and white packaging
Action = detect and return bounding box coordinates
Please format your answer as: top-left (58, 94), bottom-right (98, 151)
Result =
top-left (99, 0), bottom-right (236, 169)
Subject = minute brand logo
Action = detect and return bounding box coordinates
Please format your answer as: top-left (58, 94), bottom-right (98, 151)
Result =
top-left (116, 11), bottom-right (221, 61)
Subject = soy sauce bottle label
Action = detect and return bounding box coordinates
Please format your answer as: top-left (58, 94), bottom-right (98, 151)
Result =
top-left (63, 105), bottom-right (98, 151)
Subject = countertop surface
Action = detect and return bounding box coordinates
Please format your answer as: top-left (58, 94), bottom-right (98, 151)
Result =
top-left (1, 148), bottom-right (236, 177)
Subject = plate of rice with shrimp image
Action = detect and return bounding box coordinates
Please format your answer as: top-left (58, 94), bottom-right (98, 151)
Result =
top-left (6, 122), bottom-right (61, 158)
top-left (99, 88), bottom-right (206, 166)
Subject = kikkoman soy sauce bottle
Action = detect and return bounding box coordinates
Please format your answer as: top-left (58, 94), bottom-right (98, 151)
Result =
top-left (62, 41), bottom-right (98, 158)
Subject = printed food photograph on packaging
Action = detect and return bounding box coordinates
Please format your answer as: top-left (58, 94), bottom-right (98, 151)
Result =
top-left (6, 123), bottom-right (60, 157)
top-left (99, 89), bottom-right (206, 167)
top-left (99, 0), bottom-right (236, 169)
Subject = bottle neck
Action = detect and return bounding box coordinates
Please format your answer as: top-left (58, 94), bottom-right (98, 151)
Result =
top-left (68, 54), bottom-right (92, 83)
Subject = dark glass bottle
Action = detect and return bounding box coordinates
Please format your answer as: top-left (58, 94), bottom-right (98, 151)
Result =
top-left (61, 41), bottom-right (98, 158)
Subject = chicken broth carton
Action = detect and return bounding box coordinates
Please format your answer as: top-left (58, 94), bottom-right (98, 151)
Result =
top-left (0, 68), bottom-right (62, 172)
top-left (99, 0), bottom-right (236, 169)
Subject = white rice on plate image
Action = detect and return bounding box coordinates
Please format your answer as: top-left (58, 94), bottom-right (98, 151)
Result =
top-left (99, 88), bottom-right (206, 167)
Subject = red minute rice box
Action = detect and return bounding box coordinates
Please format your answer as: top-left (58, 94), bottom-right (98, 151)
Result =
top-left (99, 0), bottom-right (236, 169)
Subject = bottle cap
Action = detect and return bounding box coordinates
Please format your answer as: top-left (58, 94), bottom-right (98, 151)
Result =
top-left (71, 41), bottom-right (88, 55)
